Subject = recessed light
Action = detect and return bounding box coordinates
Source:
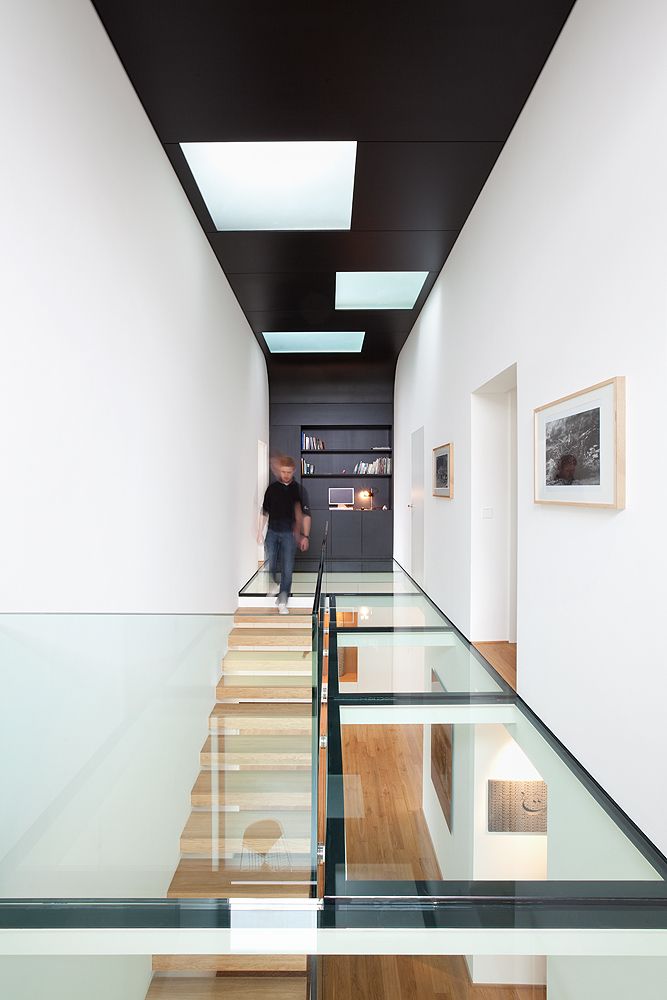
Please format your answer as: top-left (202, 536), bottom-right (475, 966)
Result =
top-left (262, 332), bottom-right (365, 354)
top-left (180, 141), bottom-right (357, 231)
top-left (335, 271), bottom-right (429, 310)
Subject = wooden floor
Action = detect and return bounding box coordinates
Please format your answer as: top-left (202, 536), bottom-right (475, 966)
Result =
top-left (321, 955), bottom-right (545, 1000)
top-left (342, 723), bottom-right (442, 881)
top-left (473, 641), bottom-right (517, 691)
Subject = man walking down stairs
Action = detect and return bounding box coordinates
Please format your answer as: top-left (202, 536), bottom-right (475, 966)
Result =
top-left (146, 605), bottom-right (314, 999)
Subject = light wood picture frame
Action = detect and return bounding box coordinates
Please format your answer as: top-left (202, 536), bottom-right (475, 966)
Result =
top-left (534, 377), bottom-right (625, 509)
top-left (433, 442), bottom-right (453, 499)
top-left (488, 780), bottom-right (547, 834)
top-left (431, 723), bottom-right (453, 832)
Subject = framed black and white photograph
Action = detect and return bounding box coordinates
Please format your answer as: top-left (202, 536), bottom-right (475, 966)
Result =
top-left (534, 377), bottom-right (625, 508)
top-left (433, 442), bottom-right (453, 499)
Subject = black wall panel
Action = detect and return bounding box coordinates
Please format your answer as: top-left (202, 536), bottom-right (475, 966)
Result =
top-left (269, 364), bottom-right (394, 560)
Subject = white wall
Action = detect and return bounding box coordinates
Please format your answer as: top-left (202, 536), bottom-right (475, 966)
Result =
top-left (0, 957), bottom-right (151, 1000)
top-left (0, 0), bottom-right (269, 614)
top-left (395, 0), bottom-right (667, 852)
top-left (548, 957), bottom-right (667, 1000)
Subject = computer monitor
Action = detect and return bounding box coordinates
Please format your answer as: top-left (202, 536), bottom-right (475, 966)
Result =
top-left (328, 487), bottom-right (355, 508)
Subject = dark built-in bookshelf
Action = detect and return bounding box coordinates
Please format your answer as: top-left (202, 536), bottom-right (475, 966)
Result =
top-left (300, 424), bottom-right (392, 487)
top-left (268, 362), bottom-right (394, 561)
top-left (298, 425), bottom-right (393, 559)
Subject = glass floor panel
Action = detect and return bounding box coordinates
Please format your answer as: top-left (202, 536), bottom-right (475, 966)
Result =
top-left (239, 567), bottom-right (321, 597)
top-left (336, 630), bottom-right (503, 694)
top-left (335, 593), bottom-right (450, 628)
top-left (332, 704), bottom-right (664, 889)
top-left (240, 560), bottom-right (420, 597)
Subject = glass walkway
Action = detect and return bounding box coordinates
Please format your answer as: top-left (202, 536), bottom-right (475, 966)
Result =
top-left (2, 533), bottom-right (667, 998)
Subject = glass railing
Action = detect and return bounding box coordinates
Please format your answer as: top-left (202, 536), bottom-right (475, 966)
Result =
top-left (4, 947), bottom-right (667, 999)
top-left (318, 565), bottom-right (667, 930)
top-left (0, 613), bottom-right (233, 901)
top-left (2, 553), bottom-right (667, 954)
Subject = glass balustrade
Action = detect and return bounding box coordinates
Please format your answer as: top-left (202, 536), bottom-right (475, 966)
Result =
top-left (2, 552), bottom-right (667, 966)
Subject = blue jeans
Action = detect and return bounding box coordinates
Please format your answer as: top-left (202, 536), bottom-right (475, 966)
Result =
top-left (265, 528), bottom-right (296, 601)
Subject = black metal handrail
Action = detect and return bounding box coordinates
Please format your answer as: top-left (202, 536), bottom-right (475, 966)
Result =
top-left (311, 520), bottom-right (329, 617)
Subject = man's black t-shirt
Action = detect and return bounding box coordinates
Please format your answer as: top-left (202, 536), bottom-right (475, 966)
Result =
top-left (262, 479), bottom-right (310, 532)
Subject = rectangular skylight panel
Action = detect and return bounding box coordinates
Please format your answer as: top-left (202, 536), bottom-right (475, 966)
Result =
top-left (262, 332), bottom-right (365, 354)
top-left (335, 271), bottom-right (429, 309)
top-left (180, 141), bottom-right (357, 231)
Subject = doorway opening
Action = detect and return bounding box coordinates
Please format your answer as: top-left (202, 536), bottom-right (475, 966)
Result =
top-left (257, 439), bottom-right (268, 566)
top-left (470, 365), bottom-right (518, 688)
top-left (410, 426), bottom-right (425, 586)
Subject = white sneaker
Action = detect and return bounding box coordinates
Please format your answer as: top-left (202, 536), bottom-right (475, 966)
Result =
top-left (268, 580), bottom-right (280, 596)
top-left (278, 601), bottom-right (289, 616)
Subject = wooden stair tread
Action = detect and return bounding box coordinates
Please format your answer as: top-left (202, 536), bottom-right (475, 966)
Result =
top-left (168, 859), bottom-right (312, 899)
top-left (153, 955), bottom-right (307, 973)
top-left (202, 735), bottom-right (311, 752)
top-left (201, 735), bottom-right (311, 770)
top-left (222, 651), bottom-right (311, 676)
top-left (182, 810), bottom-right (310, 836)
top-left (228, 630), bottom-right (311, 650)
top-left (235, 607), bottom-right (311, 620)
top-left (216, 683), bottom-right (311, 703)
top-left (235, 606), bottom-right (311, 615)
top-left (210, 704), bottom-right (311, 733)
top-left (192, 770), bottom-right (311, 810)
top-left (223, 650), bottom-right (311, 663)
top-left (147, 976), bottom-right (306, 998)
top-left (234, 615), bottom-right (312, 629)
top-left (230, 626), bottom-right (311, 635)
top-left (212, 703), bottom-right (310, 717)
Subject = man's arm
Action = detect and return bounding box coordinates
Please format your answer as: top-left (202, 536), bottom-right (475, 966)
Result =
top-left (295, 484), bottom-right (312, 552)
top-left (297, 506), bottom-right (312, 552)
top-left (258, 485), bottom-right (270, 544)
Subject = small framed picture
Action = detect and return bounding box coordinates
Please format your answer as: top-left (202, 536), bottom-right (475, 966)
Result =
top-left (488, 780), bottom-right (547, 834)
top-left (433, 442), bottom-right (453, 499)
top-left (534, 377), bottom-right (625, 508)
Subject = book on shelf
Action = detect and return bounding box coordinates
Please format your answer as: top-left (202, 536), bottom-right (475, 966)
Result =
top-left (301, 432), bottom-right (326, 451)
top-left (301, 459), bottom-right (315, 475)
top-left (352, 457), bottom-right (392, 475)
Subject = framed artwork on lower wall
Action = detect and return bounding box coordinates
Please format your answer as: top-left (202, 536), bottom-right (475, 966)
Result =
top-left (534, 376), bottom-right (625, 508)
top-left (433, 442), bottom-right (453, 499)
top-left (488, 779), bottom-right (547, 833)
top-left (430, 723), bottom-right (453, 832)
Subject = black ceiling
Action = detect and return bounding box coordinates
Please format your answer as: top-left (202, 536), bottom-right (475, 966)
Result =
top-left (91, 0), bottom-right (575, 368)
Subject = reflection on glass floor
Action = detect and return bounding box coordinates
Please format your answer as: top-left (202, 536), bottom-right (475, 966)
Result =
top-left (335, 593), bottom-right (451, 628)
top-left (336, 705), bottom-right (662, 886)
top-left (240, 559), bottom-right (420, 597)
top-left (337, 630), bottom-right (502, 694)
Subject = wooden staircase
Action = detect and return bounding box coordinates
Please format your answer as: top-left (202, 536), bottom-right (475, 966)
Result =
top-left (148, 607), bottom-right (314, 998)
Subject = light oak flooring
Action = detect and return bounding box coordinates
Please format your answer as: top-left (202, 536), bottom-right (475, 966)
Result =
top-left (321, 955), bottom-right (545, 1000)
top-left (342, 723), bottom-right (442, 881)
top-left (473, 642), bottom-right (517, 691)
